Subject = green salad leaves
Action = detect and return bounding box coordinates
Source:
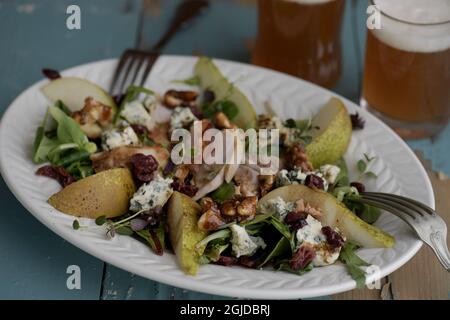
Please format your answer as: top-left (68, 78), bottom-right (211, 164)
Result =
top-left (33, 100), bottom-right (97, 179)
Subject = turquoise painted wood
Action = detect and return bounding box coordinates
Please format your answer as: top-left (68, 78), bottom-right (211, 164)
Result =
top-left (0, 0), bottom-right (448, 300)
top-left (0, 0), bottom-right (142, 299)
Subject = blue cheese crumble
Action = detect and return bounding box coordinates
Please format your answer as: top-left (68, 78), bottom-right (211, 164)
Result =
top-left (170, 107), bottom-right (198, 130)
top-left (276, 164), bottom-right (340, 191)
top-left (121, 99), bottom-right (155, 130)
top-left (259, 196), bottom-right (295, 221)
top-left (101, 126), bottom-right (139, 151)
top-left (129, 175), bottom-right (173, 212)
top-left (230, 224), bottom-right (266, 258)
top-left (296, 215), bottom-right (344, 266)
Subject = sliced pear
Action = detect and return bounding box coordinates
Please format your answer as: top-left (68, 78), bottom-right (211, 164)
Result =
top-left (41, 77), bottom-right (117, 113)
top-left (258, 185), bottom-right (395, 248)
top-left (195, 56), bottom-right (257, 129)
top-left (48, 168), bottom-right (135, 219)
top-left (168, 191), bottom-right (209, 275)
top-left (306, 97), bottom-right (352, 168)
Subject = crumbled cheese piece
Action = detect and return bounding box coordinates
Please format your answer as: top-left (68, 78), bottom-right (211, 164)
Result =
top-left (296, 215), bottom-right (343, 266)
top-left (101, 126), bottom-right (139, 151)
top-left (319, 164), bottom-right (341, 185)
top-left (260, 196), bottom-right (295, 221)
top-left (170, 107), bottom-right (198, 130)
top-left (230, 224), bottom-right (266, 258)
top-left (129, 175), bottom-right (173, 212)
top-left (276, 167), bottom-right (331, 191)
top-left (121, 100), bottom-right (154, 130)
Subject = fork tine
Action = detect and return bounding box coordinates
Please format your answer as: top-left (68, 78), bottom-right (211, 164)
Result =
top-left (364, 192), bottom-right (435, 216)
top-left (110, 50), bottom-right (132, 95)
top-left (129, 53), bottom-right (146, 86)
top-left (362, 193), bottom-right (425, 217)
top-left (139, 53), bottom-right (159, 87)
top-left (116, 55), bottom-right (137, 95)
top-left (362, 194), bottom-right (419, 219)
top-left (356, 197), bottom-right (417, 226)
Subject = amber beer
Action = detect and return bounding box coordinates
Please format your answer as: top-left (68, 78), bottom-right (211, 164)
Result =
top-left (362, 0), bottom-right (450, 139)
top-left (252, 0), bottom-right (345, 88)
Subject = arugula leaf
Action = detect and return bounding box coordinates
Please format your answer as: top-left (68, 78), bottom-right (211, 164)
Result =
top-left (258, 237), bottom-right (291, 268)
top-left (275, 260), bottom-right (314, 275)
top-left (114, 85), bottom-right (154, 123)
top-left (195, 229), bottom-right (231, 254)
top-left (203, 243), bottom-right (229, 263)
top-left (33, 105), bottom-right (96, 165)
top-left (116, 226), bottom-right (134, 236)
top-left (171, 75), bottom-right (200, 86)
top-left (135, 224), bottom-right (166, 255)
top-left (202, 100), bottom-right (239, 120)
top-left (55, 100), bottom-right (72, 116)
top-left (268, 216), bottom-right (296, 250)
top-left (339, 241), bottom-right (370, 289)
top-left (210, 182), bottom-right (235, 202)
top-left (365, 171), bottom-right (378, 179)
top-left (333, 157), bottom-right (350, 187)
top-left (240, 213), bottom-right (273, 226)
top-left (357, 159), bottom-right (367, 173)
top-left (48, 106), bottom-right (97, 153)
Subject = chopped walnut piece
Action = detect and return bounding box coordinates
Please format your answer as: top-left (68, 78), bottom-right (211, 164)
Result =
top-left (163, 90), bottom-right (198, 109)
top-left (198, 209), bottom-right (226, 231)
top-left (237, 196), bottom-right (257, 217)
top-left (174, 165), bottom-right (190, 183)
top-left (285, 142), bottom-right (313, 171)
top-left (294, 199), bottom-right (323, 220)
top-left (259, 174), bottom-right (275, 196)
top-left (220, 200), bottom-right (237, 217)
top-left (214, 112), bottom-right (237, 129)
top-left (72, 97), bottom-right (113, 139)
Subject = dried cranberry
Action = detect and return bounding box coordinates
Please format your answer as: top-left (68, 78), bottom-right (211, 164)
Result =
top-left (42, 68), bottom-right (61, 80)
top-left (321, 226), bottom-right (345, 249)
top-left (304, 174), bottom-right (324, 190)
top-left (130, 124), bottom-right (148, 136)
top-left (171, 181), bottom-right (198, 197)
top-left (130, 153), bottom-right (159, 183)
top-left (290, 245), bottom-right (316, 271)
top-left (36, 165), bottom-right (75, 188)
top-left (285, 211), bottom-right (308, 231)
top-left (351, 113), bottom-right (365, 130)
top-left (215, 256), bottom-right (237, 266)
top-left (350, 181), bottom-right (365, 193)
top-left (188, 105), bottom-right (202, 118)
top-left (239, 256), bottom-right (259, 269)
top-left (149, 229), bottom-right (164, 256)
top-left (203, 90), bottom-right (215, 103)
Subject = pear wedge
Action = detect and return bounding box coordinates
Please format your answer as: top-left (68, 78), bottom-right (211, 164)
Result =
top-left (195, 56), bottom-right (257, 129)
top-left (167, 191), bottom-right (209, 275)
top-left (306, 97), bottom-right (352, 168)
top-left (258, 185), bottom-right (395, 248)
top-left (48, 168), bottom-right (135, 219)
top-left (41, 77), bottom-right (117, 113)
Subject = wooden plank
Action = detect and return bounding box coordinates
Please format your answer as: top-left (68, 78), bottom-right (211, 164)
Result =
top-left (0, 0), bottom-right (142, 299)
top-left (388, 154), bottom-right (450, 300)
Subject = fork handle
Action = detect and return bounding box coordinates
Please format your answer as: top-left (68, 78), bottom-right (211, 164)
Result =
top-left (429, 230), bottom-right (450, 272)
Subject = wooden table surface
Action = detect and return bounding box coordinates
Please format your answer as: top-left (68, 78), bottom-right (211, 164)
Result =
top-left (0, 0), bottom-right (448, 300)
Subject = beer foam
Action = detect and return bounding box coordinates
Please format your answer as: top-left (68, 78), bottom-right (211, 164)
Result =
top-left (372, 0), bottom-right (450, 52)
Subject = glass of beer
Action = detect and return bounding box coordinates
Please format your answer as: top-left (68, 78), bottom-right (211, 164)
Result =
top-left (252, 0), bottom-right (346, 88)
top-left (361, 0), bottom-right (450, 139)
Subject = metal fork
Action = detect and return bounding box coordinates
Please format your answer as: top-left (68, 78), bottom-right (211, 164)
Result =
top-left (353, 192), bottom-right (450, 271)
top-left (109, 0), bottom-right (209, 95)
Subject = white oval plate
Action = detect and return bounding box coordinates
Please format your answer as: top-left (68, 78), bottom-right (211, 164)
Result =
top-left (0, 56), bottom-right (434, 299)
